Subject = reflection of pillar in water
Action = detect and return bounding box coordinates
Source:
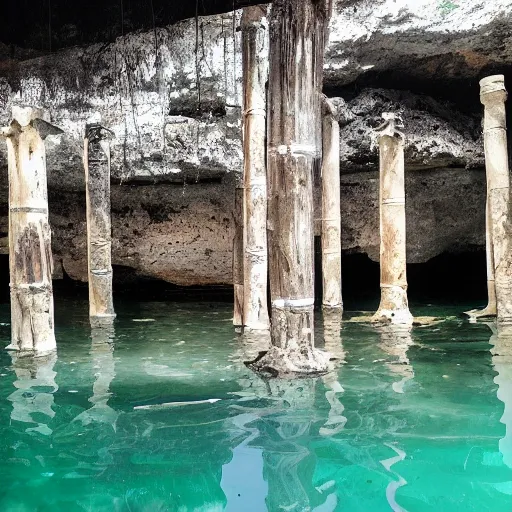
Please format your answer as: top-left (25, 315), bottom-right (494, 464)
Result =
top-left (380, 442), bottom-right (408, 512)
top-left (229, 371), bottom-right (340, 509)
top-left (322, 308), bottom-right (345, 362)
top-left (221, 411), bottom-right (268, 511)
top-left (320, 309), bottom-right (346, 436)
top-left (320, 372), bottom-right (346, 438)
top-left (489, 323), bottom-right (512, 468)
top-left (8, 352), bottom-right (58, 435)
top-left (261, 379), bottom-right (338, 511)
top-left (377, 326), bottom-right (414, 394)
top-left (74, 325), bottom-right (118, 428)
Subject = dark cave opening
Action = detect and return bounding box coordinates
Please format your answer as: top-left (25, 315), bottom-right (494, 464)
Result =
top-left (0, 249), bottom-right (489, 310)
top-left (314, 244), bottom-right (487, 311)
top-left (339, 250), bottom-right (487, 311)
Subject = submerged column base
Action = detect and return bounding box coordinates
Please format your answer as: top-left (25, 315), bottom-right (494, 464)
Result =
top-left (372, 285), bottom-right (413, 325)
top-left (243, 324), bottom-right (270, 333)
top-left (247, 345), bottom-right (330, 377)
top-left (247, 305), bottom-right (330, 376)
top-left (90, 313), bottom-right (116, 329)
top-left (8, 283), bottom-right (56, 353)
top-left (465, 281), bottom-right (497, 319)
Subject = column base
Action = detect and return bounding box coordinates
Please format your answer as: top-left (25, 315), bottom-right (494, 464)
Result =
top-left (243, 323), bottom-right (270, 333)
top-left (465, 280), bottom-right (497, 319)
top-left (322, 304), bottom-right (343, 311)
top-left (372, 308), bottom-right (413, 325)
top-left (10, 283), bottom-right (56, 353)
top-left (498, 321), bottom-right (512, 336)
top-left (247, 345), bottom-right (330, 377)
top-left (5, 341), bottom-right (57, 356)
top-left (464, 304), bottom-right (497, 319)
top-left (90, 313), bottom-right (116, 328)
top-left (373, 285), bottom-right (413, 325)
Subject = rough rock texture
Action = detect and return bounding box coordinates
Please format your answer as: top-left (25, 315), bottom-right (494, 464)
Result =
top-left (340, 168), bottom-right (486, 264)
top-left (333, 88), bottom-right (484, 172)
top-left (0, 1), bottom-right (509, 285)
top-left (0, 12), bottom-right (243, 190)
top-left (327, 0), bottom-right (512, 93)
top-left (49, 180), bottom-right (236, 285)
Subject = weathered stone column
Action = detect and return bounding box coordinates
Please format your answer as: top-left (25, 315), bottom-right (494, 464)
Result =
top-left (476, 205), bottom-right (498, 317)
top-left (233, 185), bottom-right (244, 327)
top-left (84, 124), bottom-right (116, 327)
top-left (250, 0), bottom-right (332, 376)
top-left (1, 107), bottom-right (62, 353)
top-left (372, 113), bottom-right (413, 325)
top-left (321, 98), bottom-right (343, 310)
top-left (241, 6), bottom-right (270, 331)
top-left (480, 75), bottom-right (512, 327)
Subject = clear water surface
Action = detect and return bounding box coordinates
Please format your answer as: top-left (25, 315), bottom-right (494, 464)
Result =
top-left (1, 297), bottom-right (512, 511)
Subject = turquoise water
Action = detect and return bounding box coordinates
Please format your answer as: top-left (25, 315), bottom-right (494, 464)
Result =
top-left (1, 298), bottom-right (512, 511)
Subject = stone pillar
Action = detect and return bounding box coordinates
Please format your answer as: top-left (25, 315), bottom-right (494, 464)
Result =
top-left (84, 124), bottom-right (116, 327)
top-left (233, 185), bottom-right (244, 327)
top-left (250, 0), bottom-right (332, 376)
top-left (372, 113), bottom-right (413, 325)
top-left (482, 205), bottom-right (498, 316)
top-left (321, 98), bottom-right (343, 310)
top-left (241, 6), bottom-right (270, 331)
top-left (480, 75), bottom-right (512, 327)
top-left (1, 107), bottom-right (62, 353)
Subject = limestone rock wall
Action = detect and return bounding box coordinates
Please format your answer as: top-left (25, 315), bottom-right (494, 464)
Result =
top-left (0, 1), bottom-right (509, 285)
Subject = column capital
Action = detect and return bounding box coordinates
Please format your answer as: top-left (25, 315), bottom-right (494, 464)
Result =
top-left (480, 75), bottom-right (507, 104)
top-left (2, 106), bottom-right (62, 140)
top-left (321, 94), bottom-right (338, 120)
top-left (241, 5), bottom-right (268, 31)
top-left (85, 123), bottom-right (114, 143)
top-left (375, 112), bottom-right (405, 141)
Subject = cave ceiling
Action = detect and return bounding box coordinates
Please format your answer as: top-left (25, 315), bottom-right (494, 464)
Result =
top-left (1, 0), bottom-right (261, 54)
